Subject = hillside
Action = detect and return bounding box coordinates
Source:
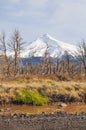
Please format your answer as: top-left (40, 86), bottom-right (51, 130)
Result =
top-left (20, 34), bottom-right (78, 58)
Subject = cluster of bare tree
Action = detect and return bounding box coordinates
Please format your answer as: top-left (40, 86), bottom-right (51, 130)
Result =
top-left (0, 30), bottom-right (86, 79)
top-left (0, 30), bottom-right (24, 77)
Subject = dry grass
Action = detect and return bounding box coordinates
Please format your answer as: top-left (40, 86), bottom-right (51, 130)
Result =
top-left (0, 75), bottom-right (86, 105)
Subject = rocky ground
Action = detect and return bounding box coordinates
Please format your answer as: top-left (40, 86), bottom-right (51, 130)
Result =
top-left (0, 112), bottom-right (86, 130)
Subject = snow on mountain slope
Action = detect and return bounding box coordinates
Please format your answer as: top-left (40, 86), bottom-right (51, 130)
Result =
top-left (21, 34), bottom-right (78, 58)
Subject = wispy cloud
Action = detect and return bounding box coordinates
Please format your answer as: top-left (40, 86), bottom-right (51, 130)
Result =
top-left (0, 0), bottom-right (86, 44)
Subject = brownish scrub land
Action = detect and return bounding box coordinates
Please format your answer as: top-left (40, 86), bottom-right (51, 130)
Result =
top-left (0, 75), bottom-right (86, 105)
top-left (0, 75), bottom-right (86, 130)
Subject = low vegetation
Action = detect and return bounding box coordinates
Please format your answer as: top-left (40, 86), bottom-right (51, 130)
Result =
top-left (13, 89), bottom-right (49, 106)
top-left (0, 75), bottom-right (86, 106)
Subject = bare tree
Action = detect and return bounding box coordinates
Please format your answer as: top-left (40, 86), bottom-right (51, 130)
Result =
top-left (64, 51), bottom-right (71, 76)
top-left (8, 30), bottom-right (25, 76)
top-left (77, 40), bottom-right (86, 76)
top-left (41, 43), bottom-right (50, 74)
top-left (0, 32), bottom-right (11, 75)
top-left (0, 32), bottom-right (7, 59)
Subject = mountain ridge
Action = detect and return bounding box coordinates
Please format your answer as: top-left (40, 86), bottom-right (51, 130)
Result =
top-left (21, 34), bottom-right (78, 58)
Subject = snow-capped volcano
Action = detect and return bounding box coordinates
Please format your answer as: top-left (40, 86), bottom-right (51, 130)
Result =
top-left (21, 34), bottom-right (78, 58)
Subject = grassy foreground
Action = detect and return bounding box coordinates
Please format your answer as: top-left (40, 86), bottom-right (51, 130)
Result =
top-left (0, 75), bottom-right (86, 105)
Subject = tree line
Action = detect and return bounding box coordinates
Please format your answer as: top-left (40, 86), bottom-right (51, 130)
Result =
top-left (0, 30), bottom-right (86, 79)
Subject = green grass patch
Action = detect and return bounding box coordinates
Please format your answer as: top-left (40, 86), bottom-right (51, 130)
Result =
top-left (13, 89), bottom-right (49, 106)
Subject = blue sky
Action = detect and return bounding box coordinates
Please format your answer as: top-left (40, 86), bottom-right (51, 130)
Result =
top-left (0, 0), bottom-right (86, 45)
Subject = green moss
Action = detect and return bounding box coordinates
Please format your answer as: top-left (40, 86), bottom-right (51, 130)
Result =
top-left (13, 89), bottom-right (49, 106)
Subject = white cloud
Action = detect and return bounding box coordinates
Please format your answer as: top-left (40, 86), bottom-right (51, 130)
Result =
top-left (46, 1), bottom-right (86, 23)
top-left (8, 0), bottom-right (21, 4)
top-left (26, 0), bottom-right (48, 8)
top-left (5, 0), bottom-right (48, 18)
top-left (1, 0), bottom-right (86, 43)
top-left (8, 0), bottom-right (48, 8)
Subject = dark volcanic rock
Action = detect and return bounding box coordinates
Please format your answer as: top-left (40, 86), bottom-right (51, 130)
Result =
top-left (0, 112), bottom-right (86, 130)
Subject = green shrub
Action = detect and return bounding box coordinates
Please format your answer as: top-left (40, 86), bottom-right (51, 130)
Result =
top-left (13, 89), bottom-right (49, 106)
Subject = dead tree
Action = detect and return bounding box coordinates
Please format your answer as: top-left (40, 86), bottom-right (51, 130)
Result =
top-left (0, 32), bottom-right (11, 76)
top-left (76, 40), bottom-right (86, 76)
top-left (64, 51), bottom-right (71, 76)
top-left (41, 43), bottom-right (50, 74)
top-left (8, 30), bottom-right (25, 76)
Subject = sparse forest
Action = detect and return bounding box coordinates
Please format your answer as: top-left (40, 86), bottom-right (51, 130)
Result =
top-left (0, 30), bottom-right (86, 80)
